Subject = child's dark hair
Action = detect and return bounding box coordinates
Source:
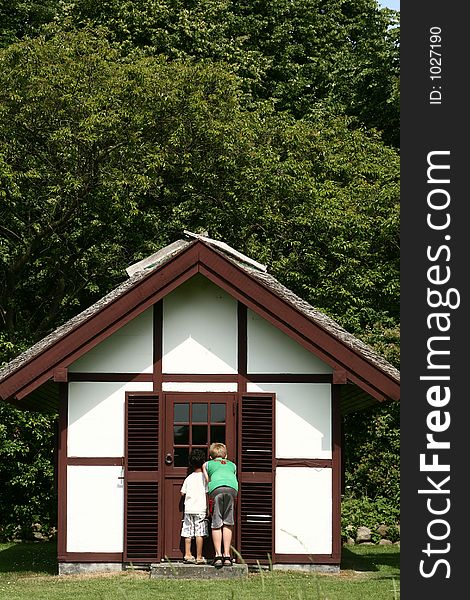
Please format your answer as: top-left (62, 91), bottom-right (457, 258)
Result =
top-left (187, 448), bottom-right (207, 474)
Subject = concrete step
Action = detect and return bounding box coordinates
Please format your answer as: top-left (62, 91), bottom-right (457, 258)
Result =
top-left (150, 561), bottom-right (249, 579)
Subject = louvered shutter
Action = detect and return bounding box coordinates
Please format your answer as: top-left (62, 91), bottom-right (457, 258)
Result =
top-left (238, 393), bottom-right (275, 564)
top-left (124, 393), bottom-right (160, 562)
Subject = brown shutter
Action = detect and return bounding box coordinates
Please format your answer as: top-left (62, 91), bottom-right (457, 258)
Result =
top-left (124, 393), bottom-right (160, 562)
top-left (238, 393), bottom-right (275, 564)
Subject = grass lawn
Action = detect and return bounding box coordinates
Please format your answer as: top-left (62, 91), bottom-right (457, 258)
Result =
top-left (0, 542), bottom-right (399, 600)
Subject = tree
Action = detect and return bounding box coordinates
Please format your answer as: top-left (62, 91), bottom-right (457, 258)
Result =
top-left (0, 0), bottom-right (56, 48)
top-left (0, 28), bottom-right (399, 348)
top-left (0, 25), bottom-right (400, 538)
top-left (0, 402), bottom-right (56, 540)
top-left (2, 1), bottom-right (399, 146)
top-left (343, 400), bottom-right (400, 503)
top-left (0, 29), bottom-right (262, 344)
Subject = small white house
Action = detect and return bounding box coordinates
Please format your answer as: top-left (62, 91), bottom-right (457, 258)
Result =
top-left (0, 232), bottom-right (400, 573)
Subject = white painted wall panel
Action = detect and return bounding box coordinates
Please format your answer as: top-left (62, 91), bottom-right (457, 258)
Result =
top-left (69, 308), bottom-right (153, 373)
top-left (162, 382), bottom-right (238, 392)
top-left (275, 467), bottom-right (332, 554)
top-left (163, 275), bottom-right (237, 373)
top-left (247, 310), bottom-right (332, 374)
top-left (247, 383), bottom-right (331, 459)
top-left (68, 381), bottom-right (153, 457)
top-left (67, 466), bottom-right (124, 552)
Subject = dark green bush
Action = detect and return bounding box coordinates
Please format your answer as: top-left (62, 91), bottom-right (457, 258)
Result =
top-left (341, 495), bottom-right (400, 543)
top-left (0, 403), bottom-right (57, 542)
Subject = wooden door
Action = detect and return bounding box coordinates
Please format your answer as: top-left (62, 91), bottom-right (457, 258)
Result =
top-left (163, 393), bottom-right (236, 560)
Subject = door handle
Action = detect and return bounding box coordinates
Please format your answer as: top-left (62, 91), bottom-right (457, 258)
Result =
top-left (165, 453), bottom-right (173, 465)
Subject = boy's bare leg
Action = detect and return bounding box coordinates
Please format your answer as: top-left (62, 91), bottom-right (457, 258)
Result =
top-left (195, 535), bottom-right (204, 560)
top-left (212, 527), bottom-right (223, 556)
top-left (222, 525), bottom-right (233, 557)
top-left (184, 537), bottom-right (194, 560)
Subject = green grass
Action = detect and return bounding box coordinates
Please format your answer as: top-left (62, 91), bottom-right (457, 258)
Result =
top-left (0, 542), bottom-right (399, 600)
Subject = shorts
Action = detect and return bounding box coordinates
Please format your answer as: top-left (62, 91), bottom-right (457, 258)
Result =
top-left (181, 513), bottom-right (209, 538)
top-left (210, 486), bottom-right (237, 529)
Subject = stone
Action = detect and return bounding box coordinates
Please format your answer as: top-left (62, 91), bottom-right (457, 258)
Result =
top-left (376, 524), bottom-right (388, 538)
top-left (378, 539), bottom-right (393, 545)
top-left (356, 526), bottom-right (372, 543)
top-left (150, 562), bottom-right (249, 580)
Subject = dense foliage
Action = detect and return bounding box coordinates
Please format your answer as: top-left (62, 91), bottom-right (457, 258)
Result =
top-left (0, 1), bottom-right (400, 540)
top-left (1, 1), bottom-right (399, 147)
top-left (341, 495), bottom-right (400, 543)
top-left (0, 403), bottom-right (56, 540)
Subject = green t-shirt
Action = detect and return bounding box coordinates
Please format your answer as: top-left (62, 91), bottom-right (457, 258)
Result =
top-left (206, 458), bottom-right (238, 494)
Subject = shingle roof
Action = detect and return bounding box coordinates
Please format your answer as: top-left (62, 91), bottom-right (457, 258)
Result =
top-left (0, 232), bottom-right (399, 413)
top-left (0, 239), bottom-right (192, 382)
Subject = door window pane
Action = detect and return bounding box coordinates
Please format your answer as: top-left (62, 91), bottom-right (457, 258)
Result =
top-left (210, 425), bottom-right (225, 445)
top-left (174, 403), bottom-right (189, 422)
top-left (192, 403), bottom-right (208, 422)
top-left (192, 425), bottom-right (208, 445)
top-left (174, 447), bottom-right (189, 467)
top-left (211, 403), bottom-right (226, 423)
top-left (174, 425), bottom-right (189, 445)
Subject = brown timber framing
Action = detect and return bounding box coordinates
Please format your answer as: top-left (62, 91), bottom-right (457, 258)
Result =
top-left (275, 554), bottom-right (340, 564)
top-left (68, 373), bottom-right (333, 383)
top-left (58, 552), bottom-right (123, 562)
top-left (271, 385), bottom-right (342, 565)
top-left (57, 382), bottom-right (67, 559)
top-left (332, 384), bottom-right (342, 561)
top-left (1, 244), bottom-right (202, 402)
top-left (196, 244), bottom-right (398, 402)
top-left (57, 383), bottom-right (126, 563)
top-left (1, 238), bottom-right (398, 567)
top-left (1, 240), bottom-right (398, 408)
top-left (53, 281), bottom-right (344, 566)
top-left (56, 372), bottom-right (338, 564)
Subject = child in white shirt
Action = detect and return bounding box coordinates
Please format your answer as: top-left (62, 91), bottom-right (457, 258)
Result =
top-left (180, 448), bottom-right (209, 564)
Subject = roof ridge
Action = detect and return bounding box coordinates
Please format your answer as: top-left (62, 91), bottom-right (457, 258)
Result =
top-left (183, 230), bottom-right (267, 272)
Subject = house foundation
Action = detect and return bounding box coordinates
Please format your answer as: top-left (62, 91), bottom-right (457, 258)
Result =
top-left (58, 562), bottom-right (124, 575)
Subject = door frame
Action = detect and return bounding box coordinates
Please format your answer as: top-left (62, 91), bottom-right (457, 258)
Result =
top-left (161, 392), bottom-right (238, 559)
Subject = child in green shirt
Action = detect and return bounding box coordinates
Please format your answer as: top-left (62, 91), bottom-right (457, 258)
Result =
top-left (203, 442), bottom-right (238, 568)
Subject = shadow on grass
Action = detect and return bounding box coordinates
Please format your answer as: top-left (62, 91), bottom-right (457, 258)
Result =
top-left (0, 541), bottom-right (57, 575)
top-left (0, 541), bottom-right (399, 578)
top-left (340, 547), bottom-right (400, 572)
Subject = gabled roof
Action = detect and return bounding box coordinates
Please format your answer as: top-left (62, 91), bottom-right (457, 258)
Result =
top-left (0, 233), bottom-right (399, 414)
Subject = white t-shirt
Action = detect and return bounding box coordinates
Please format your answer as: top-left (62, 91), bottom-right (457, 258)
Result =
top-left (181, 471), bottom-right (208, 514)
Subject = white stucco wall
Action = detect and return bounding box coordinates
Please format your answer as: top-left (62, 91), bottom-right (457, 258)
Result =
top-left (247, 309), bottom-right (333, 374)
top-left (67, 465), bottom-right (124, 552)
top-left (275, 467), bottom-right (332, 555)
top-left (247, 382), bottom-right (332, 459)
top-left (162, 382), bottom-right (238, 392)
top-left (67, 381), bottom-right (153, 457)
top-left (163, 275), bottom-right (237, 373)
top-left (69, 308), bottom-right (153, 373)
